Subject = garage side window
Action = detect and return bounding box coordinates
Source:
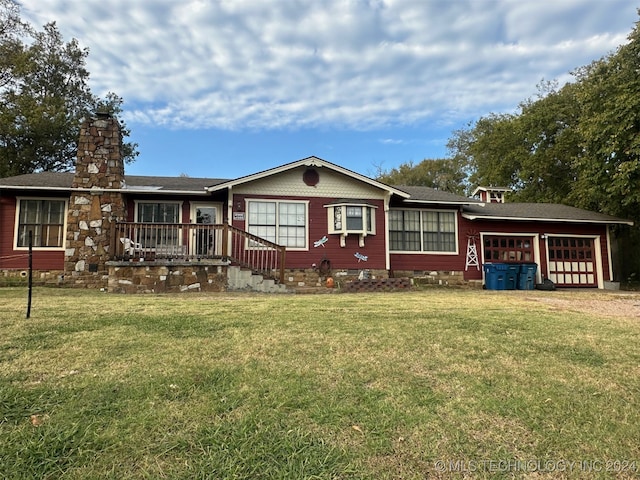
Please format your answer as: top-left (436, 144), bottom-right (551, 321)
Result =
top-left (17, 198), bottom-right (67, 248)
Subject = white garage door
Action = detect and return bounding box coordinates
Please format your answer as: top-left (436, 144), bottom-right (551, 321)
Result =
top-left (547, 237), bottom-right (597, 287)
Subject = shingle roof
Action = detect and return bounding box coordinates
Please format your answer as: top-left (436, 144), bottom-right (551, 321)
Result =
top-left (125, 175), bottom-right (229, 191)
top-left (463, 202), bottom-right (633, 225)
top-left (0, 172), bottom-right (73, 188)
top-left (0, 171), bottom-right (632, 225)
top-left (0, 172), bottom-right (229, 192)
top-left (392, 185), bottom-right (482, 204)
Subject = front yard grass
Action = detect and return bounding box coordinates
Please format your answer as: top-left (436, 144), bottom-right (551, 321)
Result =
top-left (1, 288), bottom-right (639, 479)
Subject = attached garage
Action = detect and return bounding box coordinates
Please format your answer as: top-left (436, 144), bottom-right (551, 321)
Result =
top-left (547, 236), bottom-right (597, 287)
top-left (462, 202), bottom-right (633, 289)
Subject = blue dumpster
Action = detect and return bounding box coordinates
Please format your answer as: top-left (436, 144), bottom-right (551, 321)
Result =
top-left (483, 264), bottom-right (502, 290)
top-left (517, 263), bottom-right (538, 290)
top-left (484, 263), bottom-right (519, 290)
top-left (504, 264), bottom-right (519, 289)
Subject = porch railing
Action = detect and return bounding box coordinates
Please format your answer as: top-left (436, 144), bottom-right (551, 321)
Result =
top-left (113, 222), bottom-right (286, 283)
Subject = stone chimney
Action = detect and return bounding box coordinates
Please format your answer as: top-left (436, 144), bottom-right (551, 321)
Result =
top-left (64, 114), bottom-right (126, 287)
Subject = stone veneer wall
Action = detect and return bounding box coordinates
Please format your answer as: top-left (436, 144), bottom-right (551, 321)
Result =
top-left (391, 270), bottom-right (479, 287)
top-left (283, 268), bottom-right (389, 290)
top-left (107, 262), bottom-right (227, 294)
top-left (65, 114), bottom-right (126, 288)
top-left (0, 269), bottom-right (65, 287)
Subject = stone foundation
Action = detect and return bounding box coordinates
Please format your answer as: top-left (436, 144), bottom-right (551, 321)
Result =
top-left (65, 270), bottom-right (109, 289)
top-left (283, 268), bottom-right (389, 291)
top-left (107, 261), bottom-right (227, 294)
top-left (0, 269), bottom-right (65, 287)
top-left (392, 270), bottom-right (468, 287)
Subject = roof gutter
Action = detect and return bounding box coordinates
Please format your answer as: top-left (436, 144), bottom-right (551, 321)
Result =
top-left (0, 185), bottom-right (211, 195)
top-left (461, 212), bottom-right (634, 226)
top-left (402, 199), bottom-right (482, 206)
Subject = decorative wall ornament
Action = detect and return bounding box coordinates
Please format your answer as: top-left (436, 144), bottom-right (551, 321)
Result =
top-left (354, 252), bottom-right (368, 262)
top-left (333, 206), bottom-right (342, 230)
top-left (303, 168), bottom-right (320, 186)
top-left (314, 235), bottom-right (329, 248)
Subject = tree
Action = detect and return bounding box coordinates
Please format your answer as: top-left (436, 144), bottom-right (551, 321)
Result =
top-left (447, 81), bottom-right (582, 203)
top-left (447, 113), bottom-right (523, 195)
top-left (0, 0), bottom-right (28, 89)
top-left (570, 16), bottom-right (640, 220)
top-left (376, 158), bottom-right (468, 195)
top-left (0, 1), bottom-right (137, 177)
top-left (446, 14), bottom-right (640, 280)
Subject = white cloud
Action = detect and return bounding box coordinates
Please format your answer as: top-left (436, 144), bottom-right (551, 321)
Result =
top-left (19, 0), bottom-right (637, 131)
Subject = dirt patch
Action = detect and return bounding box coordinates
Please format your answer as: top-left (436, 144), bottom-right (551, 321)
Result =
top-left (526, 291), bottom-right (640, 320)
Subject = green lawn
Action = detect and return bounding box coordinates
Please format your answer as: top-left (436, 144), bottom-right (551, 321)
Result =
top-left (1, 288), bottom-right (639, 479)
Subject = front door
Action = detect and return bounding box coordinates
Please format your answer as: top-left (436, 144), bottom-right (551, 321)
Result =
top-left (191, 204), bottom-right (219, 258)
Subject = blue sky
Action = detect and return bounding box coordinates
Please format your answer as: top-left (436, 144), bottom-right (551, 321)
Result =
top-left (19, 0), bottom-right (638, 180)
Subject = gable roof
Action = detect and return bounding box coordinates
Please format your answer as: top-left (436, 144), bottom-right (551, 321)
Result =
top-left (462, 202), bottom-right (633, 225)
top-left (206, 156), bottom-right (410, 198)
top-left (0, 172), bottom-right (229, 195)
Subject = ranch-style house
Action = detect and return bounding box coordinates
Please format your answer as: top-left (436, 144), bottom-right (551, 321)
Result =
top-left (0, 114), bottom-right (632, 293)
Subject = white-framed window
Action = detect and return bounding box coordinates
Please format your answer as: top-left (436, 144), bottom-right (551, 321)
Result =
top-left (15, 198), bottom-right (67, 249)
top-left (389, 210), bottom-right (420, 251)
top-left (327, 203), bottom-right (376, 235)
top-left (389, 209), bottom-right (458, 253)
top-left (247, 200), bottom-right (308, 249)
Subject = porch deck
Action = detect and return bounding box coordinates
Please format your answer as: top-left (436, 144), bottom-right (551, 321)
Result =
top-left (113, 222), bottom-right (286, 283)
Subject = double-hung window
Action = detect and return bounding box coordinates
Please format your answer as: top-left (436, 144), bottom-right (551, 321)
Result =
top-left (16, 198), bottom-right (67, 248)
top-left (389, 210), bottom-right (420, 251)
top-left (247, 200), bottom-right (307, 249)
top-left (423, 211), bottom-right (456, 252)
top-left (389, 209), bottom-right (457, 253)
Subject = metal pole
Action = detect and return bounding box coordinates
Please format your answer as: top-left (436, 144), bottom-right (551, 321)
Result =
top-left (26, 230), bottom-right (33, 319)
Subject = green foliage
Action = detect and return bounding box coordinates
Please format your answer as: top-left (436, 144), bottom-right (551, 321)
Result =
top-left (446, 13), bottom-right (640, 277)
top-left (376, 157), bottom-right (468, 194)
top-left (571, 17), bottom-right (640, 219)
top-left (0, 1), bottom-right (138, 177)
top-left (448, 17), bottom-right (640, 215)
top-left (447, 81), bottom-right (583, 203)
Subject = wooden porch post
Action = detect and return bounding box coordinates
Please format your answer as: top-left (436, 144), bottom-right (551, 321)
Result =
top-left (222, 224), bottom-right (229, 259)
top-left (279, 248), bottom-right (286, 284)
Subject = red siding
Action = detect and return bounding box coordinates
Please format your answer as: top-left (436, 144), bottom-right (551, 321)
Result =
top-left (232, 194), bottom-right (388, 270)
top-left (0, 194), bottom-right (65, 270)
top-left (388, 212), bottom-right (611, 284)
top-left (458, 217), bottom-right (611, 282)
